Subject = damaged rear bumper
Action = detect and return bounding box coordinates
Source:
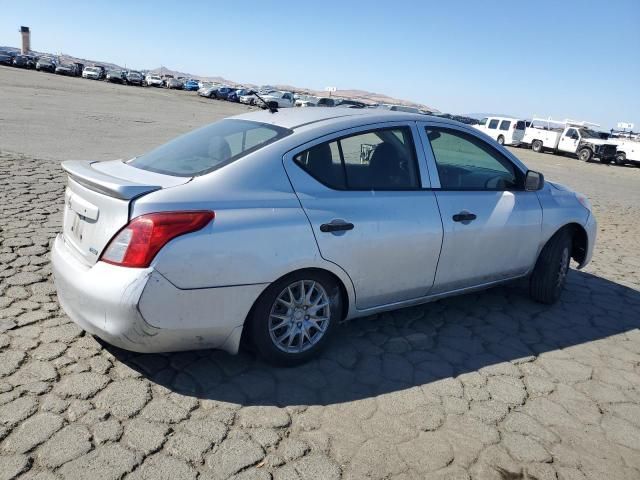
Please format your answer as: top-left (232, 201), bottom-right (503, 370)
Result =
top-left (51, 234), bottom-right (264, 354)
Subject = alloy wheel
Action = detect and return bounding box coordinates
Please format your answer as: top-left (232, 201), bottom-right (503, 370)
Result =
top-left (268, 280), bottom-right (331, 353)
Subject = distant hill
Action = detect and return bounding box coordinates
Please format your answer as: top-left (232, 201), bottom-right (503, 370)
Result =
top-left (1, 45), bottom-right (439, 112)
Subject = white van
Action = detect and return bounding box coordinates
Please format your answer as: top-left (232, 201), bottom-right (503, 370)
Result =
top-left (474, 116), bottom-right (527, 146)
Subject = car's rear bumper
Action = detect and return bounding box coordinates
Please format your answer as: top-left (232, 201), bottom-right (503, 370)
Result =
top-left (52, 234), bottom-right (266, 354)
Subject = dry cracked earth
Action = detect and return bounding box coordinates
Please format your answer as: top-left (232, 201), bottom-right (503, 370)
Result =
top-left (0, 70), bottom-right (640, 480)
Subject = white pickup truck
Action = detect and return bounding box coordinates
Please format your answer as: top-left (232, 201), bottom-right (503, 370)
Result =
top-left (612, 139), bottom-right (640, 166)
top-left (521, 118), bottom-right (618, 163)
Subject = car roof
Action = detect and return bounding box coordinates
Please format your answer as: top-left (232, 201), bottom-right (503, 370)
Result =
top-left (233, 107), bottom-right (447, 130)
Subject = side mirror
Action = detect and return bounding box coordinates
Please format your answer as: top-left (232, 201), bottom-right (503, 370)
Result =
top-left (525, 170), bottom-right (544, 191)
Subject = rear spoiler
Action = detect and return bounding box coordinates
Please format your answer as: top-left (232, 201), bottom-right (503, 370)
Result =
top-left (61, 160), bottom-right (161, 200)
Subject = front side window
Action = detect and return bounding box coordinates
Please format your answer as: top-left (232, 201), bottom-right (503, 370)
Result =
top-left (129, 119), bottom-right (291, 177)
top-left (565, 128), bottom-right (577, 138)
top-left (294, 127), bottom-right (420, 190)
top-left (488, 119), bottom-right (499, 129)
top-left (499, 120), bottom-right (511, 131)
top-left (426, 127), bottom-right (522, 191)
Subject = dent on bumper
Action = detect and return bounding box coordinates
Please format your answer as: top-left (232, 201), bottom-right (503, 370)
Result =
top-left (51, 234), bottom-right (266, 354)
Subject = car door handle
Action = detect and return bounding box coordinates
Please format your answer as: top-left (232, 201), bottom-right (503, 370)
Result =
top-left (452, 212), bottom-right (477, 222)
top-left (320, 221), bottom-right (354, 233)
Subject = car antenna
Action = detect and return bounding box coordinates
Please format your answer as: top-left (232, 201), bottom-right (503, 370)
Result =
top-left (251, 90), bottom-right (278, 113)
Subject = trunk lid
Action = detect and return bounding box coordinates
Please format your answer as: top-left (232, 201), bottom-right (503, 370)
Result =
top-left (61, 160), bottom-right (190, 266)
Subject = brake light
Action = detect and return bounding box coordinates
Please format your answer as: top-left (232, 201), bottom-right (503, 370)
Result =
top-left (101, 211), bottom-right (214, 268)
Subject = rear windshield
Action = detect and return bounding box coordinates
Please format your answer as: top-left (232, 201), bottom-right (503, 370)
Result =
top-left (128, 119), bottom-right (292, 177)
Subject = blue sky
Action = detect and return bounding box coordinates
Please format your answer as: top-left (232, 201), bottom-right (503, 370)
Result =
top-left (1, 0), bottom-right (638, 129)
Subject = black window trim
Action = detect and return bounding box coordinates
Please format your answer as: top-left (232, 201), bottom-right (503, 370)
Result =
top-left (293, 125), bottom-right (423, 192)
top-left (424, 126), bottom-right (527, 192)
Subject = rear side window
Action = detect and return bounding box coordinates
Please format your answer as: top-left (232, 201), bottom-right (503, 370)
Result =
top-left (129, 119), bottom-right (291, 177)
top-left (294, 127), bottom-right (420, 190)
top-left (499, 120), bottom-right (511, 131)
top-left (294, 141), bottom-right (345, 189)
top-left (488, 119), bottom-right (499, 129)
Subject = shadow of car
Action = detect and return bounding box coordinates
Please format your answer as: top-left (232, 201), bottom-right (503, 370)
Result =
top-left (104, 270), bottom-right (640, 406)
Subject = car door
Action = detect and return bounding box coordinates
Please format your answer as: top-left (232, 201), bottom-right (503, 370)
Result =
top-left (558, 128), bottom-right (580, 153)
top-left (283, 122), bottom-right (443, 310)
top-left (417, 121), bottom-right (542, 294)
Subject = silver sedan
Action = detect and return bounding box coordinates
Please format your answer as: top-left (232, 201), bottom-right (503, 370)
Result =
top-left (51, 109), bottom-right (596, 365)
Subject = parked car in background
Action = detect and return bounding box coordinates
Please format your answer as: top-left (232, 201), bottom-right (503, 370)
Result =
top-left (12, 54), bottom-right (36, 69)
top-left (259, 91), bottom-right (295, 108)
top-left (335, 99), bottom-right (367, 109)
top-left (521, 118), bottom-right (618, 163)
top-left (145, 74), bottom-right (163, 87)
top-left (295, 95), bottom-right (319, 107)
top-left (227, 88), bottom-right (252, 102)
top-left (166, 78), bottom-right (184, 89)
top-left (125, 71), bottom-right (144, 86)
top-left (198, 84), bottom-right (220, 98)
top-left (183, 79), bottom-right (199, 91)
top-left (213, 86), bottom-right (236, 100)
top-left (239, 92), bottom-right (259, 105)
top-left (55, 63), bottom-right (80, 76)
top-left (51, 108), bottom-right (596, 365)
top-left (0, 50), bottom-right (14, 66)
top-left (161, 75), bottom-right (174, 87)
top-left (82, 66), bottom-right (103, 80)
top-left (474, 116), bottom-right (527, 146)
top-left (316, 97), bottom-right (337, 107)
top-left (36, 56), bottom-right (57, 73)
top-left (106, 70), bottom-right (126, 84)
top-left (390, 105), bottom-right (421, 113)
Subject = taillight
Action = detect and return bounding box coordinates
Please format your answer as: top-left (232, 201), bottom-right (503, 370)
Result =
top-left (101, 211), bottom-right (214, 268)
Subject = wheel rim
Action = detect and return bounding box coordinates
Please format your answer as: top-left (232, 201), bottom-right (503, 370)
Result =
top-left (556, 247), bottom-right (570, 292)
top-left (580, 150), bottom-right (588, 161)
top-left (268, 280), bottom-right (331, 353)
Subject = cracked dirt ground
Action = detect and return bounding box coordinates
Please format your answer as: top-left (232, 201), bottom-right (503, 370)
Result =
top-left (1, 68), bottom-right (640, 480)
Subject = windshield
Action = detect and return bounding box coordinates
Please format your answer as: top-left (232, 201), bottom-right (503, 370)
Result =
top-left (580, 128), bottom-right (602, 139)
top-left (85, 67), bottom-right (99, 73)
top-left (128, 119), bottom-right (292, 177)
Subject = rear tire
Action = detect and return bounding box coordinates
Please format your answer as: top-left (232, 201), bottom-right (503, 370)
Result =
top-left (248, 271), bottom-right (342, 366)
top-left (497, 135), bottom-right (505, 146)
top-left (578, 148), bottom-right (593, 162)
top-left (615, 153), bottom-right (626, 166)
top-left (529, 229), bottom-right (572, 304)
top-left (532, 140), bottom-right (543, 153)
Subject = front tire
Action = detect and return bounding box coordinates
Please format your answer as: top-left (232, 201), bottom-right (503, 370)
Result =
top-left (248, 271), bottom-right (342, 366)
top-left (532, 140), bottom-right (543, 153)
top-left (529, 229), bottom-right (572, 304)
top-left (578, 148), bottom-right (593, 162)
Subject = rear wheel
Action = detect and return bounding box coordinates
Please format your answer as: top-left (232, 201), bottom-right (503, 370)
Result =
top-left (497, 135), bottom-right (505, 146)
top-left (248, 271), bottom-right (342, 366)
top-left (615, 153), bottom-right (626, 166)
top-left (532, 140), bottom-right (543, 153)
top-left (578, 148), bottom-right (593, 162)
top-left (529, 229), bottom-right (572, 304)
